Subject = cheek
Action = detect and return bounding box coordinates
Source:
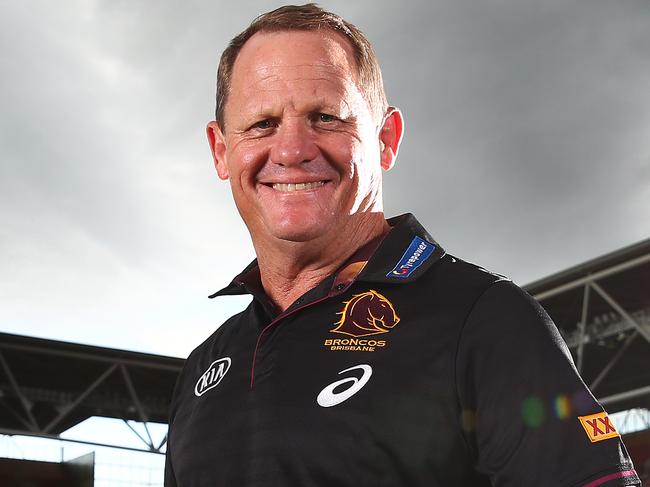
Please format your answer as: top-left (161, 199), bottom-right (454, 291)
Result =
top-left (322, 135), bottom-right (362, 175)
top-left (228, 142), bottom-right (269, 181)
top-left (241, 149), bottom-right (262, 170)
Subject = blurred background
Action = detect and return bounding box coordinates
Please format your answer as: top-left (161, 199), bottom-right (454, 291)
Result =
top-left (1, 0), bottom-right (649, 485)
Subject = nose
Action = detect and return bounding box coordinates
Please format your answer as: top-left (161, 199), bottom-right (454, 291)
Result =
top-left (269, 118), bottom-right (319, 166)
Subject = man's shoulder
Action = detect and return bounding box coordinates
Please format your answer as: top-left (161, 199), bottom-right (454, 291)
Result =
top-left (184, 305), bottom-right (251, 366)
top-left (170, 306), bottom-right (250, 406)
top-left (424, 252), bottom-right (511, 295)
top-left (439, 253), bottom-right (508, 280)
top-left (430, 254), bottom-right (549, 332)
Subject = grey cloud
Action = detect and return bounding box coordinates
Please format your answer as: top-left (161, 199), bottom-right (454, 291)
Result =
top-left (364, 1), bottom-right (650, 281)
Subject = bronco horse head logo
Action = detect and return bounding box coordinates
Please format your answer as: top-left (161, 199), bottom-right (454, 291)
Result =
top-left (330, 290), bottom-right (401, 337)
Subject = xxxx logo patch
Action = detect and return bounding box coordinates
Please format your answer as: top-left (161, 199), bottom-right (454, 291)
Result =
top-left (578, 412), bottom-right (619, 443)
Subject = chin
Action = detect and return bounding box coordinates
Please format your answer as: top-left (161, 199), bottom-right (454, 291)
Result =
top-left (266, 213), bottom-right (335, 243)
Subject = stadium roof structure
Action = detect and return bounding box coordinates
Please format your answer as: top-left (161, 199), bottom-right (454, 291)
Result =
top-left (0, 333), bottom-right (183, 453)
top-left (0, 238), bottom-right (648, 452)
top-left (525, 237), bottom-right (650, 414)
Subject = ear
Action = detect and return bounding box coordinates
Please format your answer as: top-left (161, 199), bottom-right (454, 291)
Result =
top-left (206, 121), bottom-right (229, 180)
top-left (379, 107), bottom-right (404, 171)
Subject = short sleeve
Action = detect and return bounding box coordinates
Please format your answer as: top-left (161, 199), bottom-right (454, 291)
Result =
top-left (456, 280), bottom-right (640, 486)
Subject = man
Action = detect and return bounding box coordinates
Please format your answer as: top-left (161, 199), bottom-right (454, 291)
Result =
top-left (165, 4), bottom-right (640, 486)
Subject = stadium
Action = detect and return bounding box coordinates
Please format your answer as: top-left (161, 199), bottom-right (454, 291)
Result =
top-left (1, 239), bottom-right (648, 485)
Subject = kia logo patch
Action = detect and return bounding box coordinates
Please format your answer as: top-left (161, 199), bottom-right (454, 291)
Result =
top-left (195, 357), bottom-right (231, 397)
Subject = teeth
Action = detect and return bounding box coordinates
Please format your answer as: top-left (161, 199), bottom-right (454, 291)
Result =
top-left (272, 181), bottom-right (326, 192)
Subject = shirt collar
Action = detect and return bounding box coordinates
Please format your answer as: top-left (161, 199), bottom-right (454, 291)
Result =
top-left (357, 213), bottom-right (445, 283)
top-left (208, 213), bottom-right (445, 299)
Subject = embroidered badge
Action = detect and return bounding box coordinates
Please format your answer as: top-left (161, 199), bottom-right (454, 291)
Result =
top-left (387, 236), bottom-right (435, 279)
top-left (329, 289), bottom-right (400, 339)
top-left (578, 412), bottom-right (619, 443)
top-left (194, 357), bottom-right (231, 397)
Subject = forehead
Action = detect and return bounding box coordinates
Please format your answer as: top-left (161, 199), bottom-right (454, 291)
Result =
top-left (228, 29), bottom-right (360, 103)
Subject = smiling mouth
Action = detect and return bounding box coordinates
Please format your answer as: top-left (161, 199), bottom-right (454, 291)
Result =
top-left (269, 181), bottom-right (327, 192)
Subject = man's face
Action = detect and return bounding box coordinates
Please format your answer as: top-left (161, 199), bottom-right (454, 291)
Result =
top-left (209, 30), bottom-right (391, 245)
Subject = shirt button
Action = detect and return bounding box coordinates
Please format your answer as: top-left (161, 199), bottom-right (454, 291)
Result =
top-left (335, 283), bottom-right (346, 291)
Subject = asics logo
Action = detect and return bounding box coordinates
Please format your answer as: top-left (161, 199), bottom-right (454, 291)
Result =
top-left (317, 364), bottom-right (372, 408)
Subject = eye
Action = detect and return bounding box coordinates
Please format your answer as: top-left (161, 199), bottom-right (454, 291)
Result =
top-left (250, 119), bottom-right (276, 131)
top-left (317, 113), bottom-right (337, 123)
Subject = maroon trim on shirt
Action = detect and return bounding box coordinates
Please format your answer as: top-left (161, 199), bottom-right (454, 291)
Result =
top-left (582, 469), bottom-right (638, 487)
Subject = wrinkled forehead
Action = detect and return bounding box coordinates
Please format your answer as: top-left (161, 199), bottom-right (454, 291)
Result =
top-left (229, 29), bottom-right (360, 96)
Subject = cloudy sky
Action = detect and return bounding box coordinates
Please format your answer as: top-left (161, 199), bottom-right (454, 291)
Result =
top-left (2, 0), bottom-right (649, 359)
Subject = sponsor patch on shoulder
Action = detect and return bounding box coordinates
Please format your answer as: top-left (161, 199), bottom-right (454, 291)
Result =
top-left (387, 236), bottom-right (435, 279)
top-left (578, 412), bottom-right (619, 443)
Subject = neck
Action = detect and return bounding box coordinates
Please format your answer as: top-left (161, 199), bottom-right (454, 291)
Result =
top-left (254, 213), bottom-right (390, 312)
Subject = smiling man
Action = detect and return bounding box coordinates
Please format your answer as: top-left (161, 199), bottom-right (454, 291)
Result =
top-left (206, 21), bottom-right (400, 312)
top-left (164, 4), bottom-right (639, 486)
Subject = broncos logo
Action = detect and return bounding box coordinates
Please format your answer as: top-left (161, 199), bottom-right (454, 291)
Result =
top-left (330, 290), bottom-right (400, 337)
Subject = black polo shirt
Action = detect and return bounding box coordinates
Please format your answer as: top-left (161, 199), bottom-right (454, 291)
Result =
top-left (164, 214), bottom-right (639, 487)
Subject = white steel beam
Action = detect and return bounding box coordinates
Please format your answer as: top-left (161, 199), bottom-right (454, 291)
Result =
top-left (533, 252), bottom-right (650, 301)
top-left (589, 331), bottom-right (638, 392)
top-left (0, 429), bottom-right (165, 455)
top-left (577, 284), bottom-right (590, 373)
top-left (590, 282), bottom-right (650, 345)
top-left (0, 351), bottom-right (39, 432)
top-left (43, 364), bottom-right (118, 434)
top-left (599, 385), bottom-right (650, 406)
top-left (120, 365), bottom-right (154, 449)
